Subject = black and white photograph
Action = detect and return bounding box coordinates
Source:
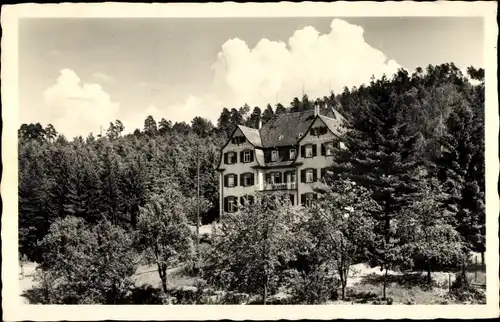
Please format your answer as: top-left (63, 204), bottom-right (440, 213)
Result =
top-left (2, 2), bottom-right (498, 320)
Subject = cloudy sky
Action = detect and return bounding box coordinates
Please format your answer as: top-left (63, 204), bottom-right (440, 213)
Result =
top-left (19, 17), bottom-right (484, 138)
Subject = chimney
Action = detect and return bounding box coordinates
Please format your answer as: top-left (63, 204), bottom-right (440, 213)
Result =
top-left (258, 119), bottom-right (262, 130)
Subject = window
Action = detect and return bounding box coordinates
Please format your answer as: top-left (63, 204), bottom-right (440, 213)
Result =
top-left (244, 174), bottom-right (252, 186)
top-left (271, 150), bottom-right (278, 162)
top-left (228, 198), bottom-right (235, 212)
top-left (289, 148), bottom-right (296, 160)
top-left (306, 169), bottom-right (314, 183)
top-left (298, 133), bottom-right (303, 138)
top-left (228, 175), bottom-right (235, 187)
top-left (231, 136), bottom-right (245, 145)
top-left (228, 152), bottom-right (236, 164)
top-left (244, 150), bottom-right (251, 162)
top-left (305, 193), bottom-right (314, 207)
top-left (325, 142), bottom-right (335, 156)
top-left (305, 145), bottom-right (313, 158)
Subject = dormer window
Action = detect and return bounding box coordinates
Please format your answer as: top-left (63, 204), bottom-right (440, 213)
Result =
top-left (271, 150), bottom-right (278, 162)
top-left (231, 136), bottom-right (246, 145)
top-left (289, 148), bottom-right (296, 160)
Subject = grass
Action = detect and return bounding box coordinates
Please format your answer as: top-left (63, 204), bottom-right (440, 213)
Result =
top-left (133, 264), bottom-right (200, 290)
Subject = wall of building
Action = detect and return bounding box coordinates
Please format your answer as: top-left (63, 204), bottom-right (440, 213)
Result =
top-left (296, 117), bottom-right (337, 197)
top-left (220, 128), bottom-right (259, 201)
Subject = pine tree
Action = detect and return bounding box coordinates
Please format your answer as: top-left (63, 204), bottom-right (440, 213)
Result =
top-left (261, 104), bottom-right (274, 125)
top-left (326, 75), bottom-right (422, 299)
top-left (246, 106), bottom-right (262, 129)
top-left (438, 96), bottom-right (485, 262)
top-left (143, 115), bottom-right (158, 137)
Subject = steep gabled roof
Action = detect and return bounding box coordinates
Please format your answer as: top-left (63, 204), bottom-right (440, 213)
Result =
top-left (318, 114), bottom-right (346, 137)
top-left (259, 111), bottom-right (315, 148)
top-left (259, 107), bottom-right (339, 148)
top-left (238, 125), bottom-right (263, 148)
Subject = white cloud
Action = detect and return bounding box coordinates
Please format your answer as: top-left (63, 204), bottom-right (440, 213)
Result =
top-left (43, 69), bottom-right (119, 138)
top-left (93, 72), bottom-right (115, 83)
top-left (167, 18), bottom-right (401, 124)
top-left (43, 19), bottom-right (403, 137)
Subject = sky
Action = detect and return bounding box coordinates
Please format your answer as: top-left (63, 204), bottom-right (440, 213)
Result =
top-left (18, 17), bottom-right (484, 138)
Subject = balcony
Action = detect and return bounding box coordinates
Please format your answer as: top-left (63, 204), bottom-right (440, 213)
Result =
top-left (262, 182), bottom-right (297, 191)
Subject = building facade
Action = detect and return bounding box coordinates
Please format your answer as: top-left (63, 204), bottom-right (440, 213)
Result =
top-left (217, 104), bottom-right (346, 214)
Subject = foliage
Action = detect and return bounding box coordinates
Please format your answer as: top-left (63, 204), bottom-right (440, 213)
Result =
top-left (398, 175), bottom-right (465, 282)
top-left (205, 193), bottom-right (308, 304)
top-left (34, 216), bottom-right (138, 304)
top-left (136, 190), bottom-right (195, 293)
top-left (285, 267), bottom-right (339, 304)
top-left (18, 63), bottom-right (485, 305)
top-left (310, 179), bottom-right (379, 300)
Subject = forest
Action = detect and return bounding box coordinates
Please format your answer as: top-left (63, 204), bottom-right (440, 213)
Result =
top-left (18, 63), bottom-right (486, 304)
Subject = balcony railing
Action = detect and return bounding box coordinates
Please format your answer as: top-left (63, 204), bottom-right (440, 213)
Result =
top-left (262, 182), bottom-right (297, 191)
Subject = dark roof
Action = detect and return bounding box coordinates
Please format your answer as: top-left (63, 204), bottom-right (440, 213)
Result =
top-left (238, 125), bottom-right (263, 148)
top-left (221, 107), bottom-right (345, 164)
top-left (259, 107), bottom-right (338, 148)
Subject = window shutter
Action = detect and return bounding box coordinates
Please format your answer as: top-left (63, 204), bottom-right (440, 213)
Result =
top-left (313, 169), bottom-right (318, 182)
top-left (323, 127), bottom-right (328, 134)
top-left (312, 144), bottom-right (317, 156)
top-left (313, 193), bottom-right (318, 200)
top-left (240, 174), bottom-right (244, 186)
top-left (300, 194), bottom-right (305, 206)
top-left (265, 173), bottom-right (270, 183)
top-left (224, 174), bottom-right (228, 187)
top-left (240, 196), bottom-right (244, 206)
top-left (223, 197), bottom-right (228, 212)
top-left (289, 194), bottom-right (294, 206)
top-left (321, 143), bottom-right (325, 156)
top-left (240, 151), bottom-right (244, 162)
top-left (234, 175), bottom-right (238, 187)
top-left (301, 146), bottom-right (305, 157)
top-left (283, 171), bottom-right (288, 183)
top-left (224, 153), bottom-right (228, 164)
top-left (250, 150), bottom-right (254, 162)
top-left (311, 128), bottom-right (316, 136)
top-left (300, 169), bottom-right (305, 183)
top-left (251, 173), bottom-right (255, 185)
top-left (321, 168), bottom-right (326, 179)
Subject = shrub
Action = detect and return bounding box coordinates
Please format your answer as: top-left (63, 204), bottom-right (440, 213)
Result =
top-left (447, 271), bottom-right (485, 304)
top-left (30, 217), bottom-right (138, 304)
top-left (286, 268), bottom-right (339, 304)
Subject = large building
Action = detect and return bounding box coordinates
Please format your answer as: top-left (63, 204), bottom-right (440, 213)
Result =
top-left (217, 104), bottom-right (347, 214)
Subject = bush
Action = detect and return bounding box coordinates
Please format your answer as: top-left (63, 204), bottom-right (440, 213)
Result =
top-left (286, 268), bottom-right (339, 304)
top-left (448, 271), bottom-right (486, 304)
top-left (31, 217), bottom-right (138, 304)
